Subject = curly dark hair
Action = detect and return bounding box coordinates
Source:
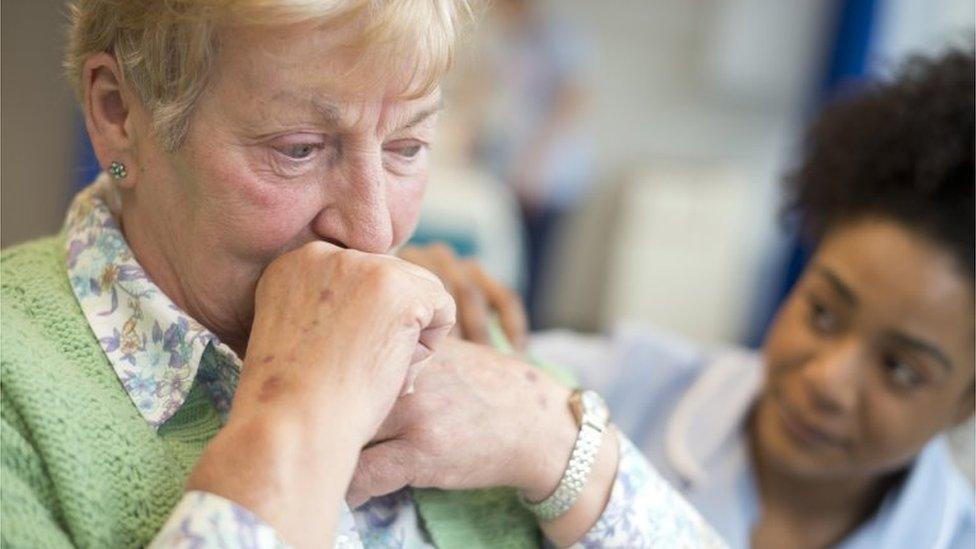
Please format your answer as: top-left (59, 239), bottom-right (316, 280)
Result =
top-left (784, 48), bottom-right (975, 278)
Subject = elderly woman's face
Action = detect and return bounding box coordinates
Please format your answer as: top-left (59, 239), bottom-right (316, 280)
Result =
top-left (123, 23), bottom-right (441, 345)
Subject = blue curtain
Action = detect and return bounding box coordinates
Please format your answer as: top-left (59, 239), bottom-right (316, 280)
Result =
top-left (748, 0), bottom-right (880, 347)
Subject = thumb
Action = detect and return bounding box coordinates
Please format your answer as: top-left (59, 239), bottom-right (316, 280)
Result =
top-left (401, 355), bottom-right (430, 396)
top-left (347, 440), bottom-right (416, 509)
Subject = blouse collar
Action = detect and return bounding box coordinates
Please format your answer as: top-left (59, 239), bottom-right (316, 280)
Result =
top-left (63, 174), bottom-right (241, 428)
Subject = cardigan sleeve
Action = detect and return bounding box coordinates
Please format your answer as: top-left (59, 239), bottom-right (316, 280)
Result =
top-left (1, 386), bottom-right (291, 549)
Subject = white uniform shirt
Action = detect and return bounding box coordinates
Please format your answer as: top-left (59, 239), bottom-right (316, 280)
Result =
top-left (531, 321), bottom-right (976, 549)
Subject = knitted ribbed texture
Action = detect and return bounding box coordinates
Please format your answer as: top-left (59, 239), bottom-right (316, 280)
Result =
top-left (1, 236), bottom-right (218, 547)
top-left (1, 236), bottom-right (542, 548)
top-left (413, 487), bottom-right (540, 549)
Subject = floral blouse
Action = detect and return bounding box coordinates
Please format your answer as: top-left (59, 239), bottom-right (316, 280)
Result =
top-left (64, 174), bottom-right (725, 548)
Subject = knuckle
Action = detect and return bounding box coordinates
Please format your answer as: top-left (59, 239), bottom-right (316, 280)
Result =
top-left (502, 288), bottom-right (526, 309)
top-left (399, 247), bottom-right (422, 263)
top-left (362, 259), bottom-right (399, 290)
top-left (329, 247), bottom-right (357, 267)
top-left (303, 239), bottom-right (329, 254)
top-left (428, 275), bottom-right (456, 302)
top-left (437, 275), bottom-right (455, 296)
top-left (413, 394), bottom-right (441, 417)
top-left (422, 423), bottom-right (448, 449)
top-left (262, 252), bottom-right (290, 278)
top-left (354, 459), bottom-right (386, 490)
top-left (429, 242), bottom-right (455, 260)
top-left (460, 258), bottom-right (484, 273)
top-left (299, 240), bottom-right (335, 264)
top-left (458, 282), bottom-right (484, 306)
top-left (461, 308), bottom-right (487, 333)
top-left (319, 248), bottom-right (355, 282)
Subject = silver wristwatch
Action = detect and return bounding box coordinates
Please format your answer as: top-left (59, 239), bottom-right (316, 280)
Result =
top-left (520, 389), bottom-right (610, 521)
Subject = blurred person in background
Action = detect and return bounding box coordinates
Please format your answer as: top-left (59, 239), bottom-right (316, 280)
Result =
top-left (0, 1), bottom-right (726, 548)
top-left (463, 0), bottom-right (593, 328)
top-left (410, 48), bottom-right (975, 548)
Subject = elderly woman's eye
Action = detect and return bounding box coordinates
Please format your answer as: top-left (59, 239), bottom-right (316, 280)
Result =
top-left (386, 141), bottom-right (425, 160)
top-left (279, 143), bottom-right (321, 160)
top-left (398, 145), bottom-right (422, 158)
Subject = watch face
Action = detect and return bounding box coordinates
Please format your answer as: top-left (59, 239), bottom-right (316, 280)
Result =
top-left (581, 390), bottom-right (609, 425)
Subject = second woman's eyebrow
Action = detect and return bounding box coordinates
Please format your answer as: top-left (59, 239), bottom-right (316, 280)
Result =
top-left (814, 265), bottom-right (859, 306)
top-left (887, 331), bottom-right (953, 373)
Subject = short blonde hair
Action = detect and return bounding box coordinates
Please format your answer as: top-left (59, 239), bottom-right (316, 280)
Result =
top-left (65, 0), bottom-right (473, 150)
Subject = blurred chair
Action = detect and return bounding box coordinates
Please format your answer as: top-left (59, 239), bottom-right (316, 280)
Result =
top-left (543, 162), bottom-right (779, 346)
top-left (601, 164), bottom-right (765, 345)
top-left (538, 172), bottom-right (623, 333)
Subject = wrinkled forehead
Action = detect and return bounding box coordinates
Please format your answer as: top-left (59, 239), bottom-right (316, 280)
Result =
top-left (210, 21), bottom-right (441, 125)
top-left (224, 12), bottom-right (445, 94)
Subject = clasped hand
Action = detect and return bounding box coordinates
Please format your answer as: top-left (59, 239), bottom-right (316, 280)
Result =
top-left (347, 338), bottom-right (576, 507)
top-left (187, 241), bottom-right (611, 549)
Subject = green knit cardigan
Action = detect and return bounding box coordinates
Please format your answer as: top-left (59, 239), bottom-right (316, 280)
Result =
top-left (0, 236), bottom-right (544, 548)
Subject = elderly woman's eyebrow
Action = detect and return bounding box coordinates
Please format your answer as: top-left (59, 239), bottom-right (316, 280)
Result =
top-left (267, 90), bottom-right (341, 126)
top-left (400, 98), bottom-right (445, 130)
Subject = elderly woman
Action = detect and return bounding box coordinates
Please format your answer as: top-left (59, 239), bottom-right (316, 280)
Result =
top-left (0, 1), bottom-right (722, 548)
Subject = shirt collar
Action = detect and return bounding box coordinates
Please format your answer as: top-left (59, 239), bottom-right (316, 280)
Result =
top-left (839, 436), bottom-right (973, 549)
top-left (64, 173), bottom-right (242, 428)
top-left (663, 348), bottom-right (764, 486)
top-left (663, 351), bottom-right (974, 547)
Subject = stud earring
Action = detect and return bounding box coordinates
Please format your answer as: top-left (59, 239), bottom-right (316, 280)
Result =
top-left (108, 161), bottom-right (127, 180)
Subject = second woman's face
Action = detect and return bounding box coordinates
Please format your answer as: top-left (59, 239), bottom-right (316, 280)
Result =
top-left (756, 219), bottom-right (974, 480)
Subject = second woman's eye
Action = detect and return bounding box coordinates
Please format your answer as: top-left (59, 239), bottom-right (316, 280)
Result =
top-left (808, 297), bottom-right (839, 335)
top-left (883, 354), bottom-right (926, 389)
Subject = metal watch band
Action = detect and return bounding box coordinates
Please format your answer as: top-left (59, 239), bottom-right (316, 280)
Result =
top-left (520, 391), bottom-right (608, 521)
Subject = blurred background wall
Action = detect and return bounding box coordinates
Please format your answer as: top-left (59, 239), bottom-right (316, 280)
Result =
top-left (1, 0), bottom-right (78, 248)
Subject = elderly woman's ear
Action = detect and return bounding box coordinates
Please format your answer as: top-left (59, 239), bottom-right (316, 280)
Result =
top-left (82, 52), bottom-right (140, 188)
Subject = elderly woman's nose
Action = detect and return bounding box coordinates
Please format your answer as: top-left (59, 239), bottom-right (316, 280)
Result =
top-left (313, 173), bottom-right (395, 253)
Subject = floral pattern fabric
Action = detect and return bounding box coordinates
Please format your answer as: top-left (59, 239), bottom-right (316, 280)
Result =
top-left (64, 175), bottom-right (726, 548)
top-left (64, 175), bottom-right (241, 427)
top-left (572, 434), bottom-right (726, 549)
top-left (150, 491), bottom-right (290, 549)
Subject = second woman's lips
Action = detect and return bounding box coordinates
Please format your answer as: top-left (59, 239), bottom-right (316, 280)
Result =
top-left (776, 397), bottom-right (848, 448)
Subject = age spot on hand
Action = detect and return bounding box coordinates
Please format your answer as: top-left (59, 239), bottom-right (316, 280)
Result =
top-left (319, 289), bottom-right (334, 302)
top-left (258, 375), bottom-right (284, 403)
